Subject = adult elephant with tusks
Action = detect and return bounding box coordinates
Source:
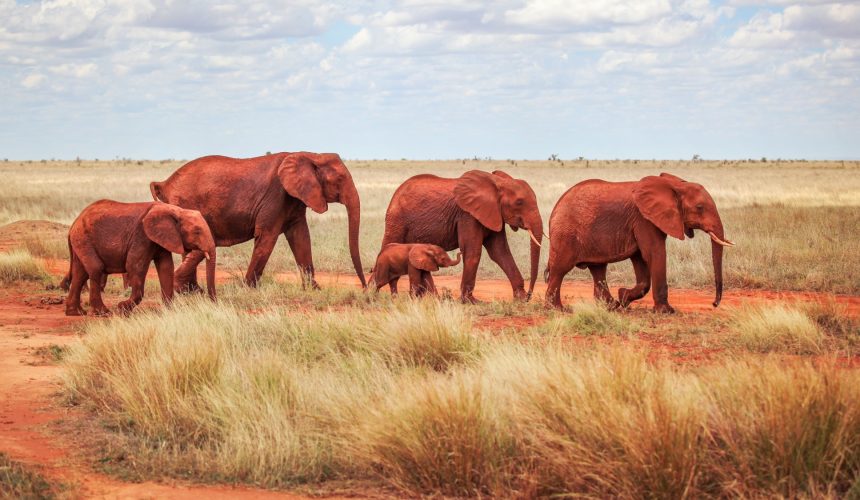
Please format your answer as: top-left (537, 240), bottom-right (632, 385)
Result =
top-left (150, 152), bottom-right (365, 291)
top-left (545, 172), bottom-right (734, 313)
top-left (380, 170), bottom-right (544, 303)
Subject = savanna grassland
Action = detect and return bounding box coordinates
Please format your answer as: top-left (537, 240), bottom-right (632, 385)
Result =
top-left (1, 159), bottom-right (860, 498)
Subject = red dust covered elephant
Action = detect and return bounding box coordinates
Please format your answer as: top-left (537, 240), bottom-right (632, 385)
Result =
top-left (545, 173), bottom-right (734, 313)
top-left (150, 152), bottom-right (365, 291)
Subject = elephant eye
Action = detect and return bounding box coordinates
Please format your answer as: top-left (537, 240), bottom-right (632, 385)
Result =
top-left (516, 198), bottom-right (524, 206)
top-left (696, 203), bottom-right (704, 212)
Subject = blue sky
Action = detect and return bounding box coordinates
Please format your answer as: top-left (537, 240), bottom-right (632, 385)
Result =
top-left (1, 0), bottom-right (858, 160)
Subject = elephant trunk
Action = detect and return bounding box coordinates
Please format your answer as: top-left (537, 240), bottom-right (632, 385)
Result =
top-left (526, 216), bottom-right (544, 300)
top-left (204, 246), bottom-right (217, 301)
top-left (342, 179), bottom-right (367, 288)
top-left (710, 221), bottom-right (726, 308)
top-left (446, 252), bottom-right (462, 267)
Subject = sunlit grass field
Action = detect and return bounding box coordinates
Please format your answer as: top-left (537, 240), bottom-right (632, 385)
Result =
top-left (1, 158), bottom-right (858, 293)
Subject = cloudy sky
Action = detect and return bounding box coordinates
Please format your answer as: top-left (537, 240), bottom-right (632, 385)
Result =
top-left (1, 0), bottom-right (858, 160)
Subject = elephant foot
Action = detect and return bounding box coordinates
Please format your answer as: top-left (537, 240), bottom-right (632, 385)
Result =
top-left (513, 288), bottom-right (529, 302)
top-left (65, 305), bottom-right (86, 316)
top-left (461, 294), bottom-right (482, 305)
top-left (653, 303), bottom-right (676, 314)
top-left (116, 300), bottom-right (137, 315)
top-left (91, 306), bottom-right (112, 317)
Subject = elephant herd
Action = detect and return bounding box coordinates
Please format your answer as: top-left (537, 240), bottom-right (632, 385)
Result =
top-left (62, 152), bottom-right (734, 316)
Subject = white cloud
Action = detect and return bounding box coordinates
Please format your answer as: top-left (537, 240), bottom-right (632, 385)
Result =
top-left (49, 62), bottom-right (98, 77)
top-left (21, 73), bottom-right (46, 88)
top-left (504, 0), bottom-right (673, 28)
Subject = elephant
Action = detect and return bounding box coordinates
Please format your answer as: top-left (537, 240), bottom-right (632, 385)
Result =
top-left (149, 152), bottom-right (365, 291)
top-left (65, 201), bottom-right (216, 316)
top-left (544, 173), bottom-right (734, 313)
top-left (380, 170), bottom-right (543, 303)
top-left (370, 243), bottom-right (461, 296)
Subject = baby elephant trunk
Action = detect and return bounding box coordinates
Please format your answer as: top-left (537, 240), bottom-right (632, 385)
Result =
top-left (445, 252), bottom-right (462, 267)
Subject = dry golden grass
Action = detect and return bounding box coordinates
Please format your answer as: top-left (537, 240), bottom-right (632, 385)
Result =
top-left (0, 249), bottom-right (50, 284)
top-left (1, 159), bottom-right (858, 293)
top-left (61, 288), bottom-right (860, 497)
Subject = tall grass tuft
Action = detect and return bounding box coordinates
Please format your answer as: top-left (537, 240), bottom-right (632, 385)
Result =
top-left (534, 301), bottom-right (640, 337)
top-left (729, 304), bottom-right (825, 354)
top-left (0, 249), bottom-right (50, 284)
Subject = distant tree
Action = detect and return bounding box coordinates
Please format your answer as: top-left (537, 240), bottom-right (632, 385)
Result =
top-left (692, 154), bottom-right (701, 162)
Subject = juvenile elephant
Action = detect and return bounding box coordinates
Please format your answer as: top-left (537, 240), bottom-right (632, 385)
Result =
top-left (545, 173), bottom-right (734, 313)
top-left (381, 170), bottom-right (543, 303)
top-left (65, 201), bottom-right (216, 316)
top-left (150, 152), bottom-right (365, 291)
top-left (370, 243), bottom-right (461, 296)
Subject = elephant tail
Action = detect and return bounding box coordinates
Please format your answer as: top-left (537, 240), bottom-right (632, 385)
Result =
top-left (150, 181), bottom-right (167, 202)
top-left (59, 237), bottom-right (74, 291)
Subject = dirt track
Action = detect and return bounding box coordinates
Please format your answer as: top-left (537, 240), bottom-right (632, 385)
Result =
top-left (1, 252), bottom-right (858, 497)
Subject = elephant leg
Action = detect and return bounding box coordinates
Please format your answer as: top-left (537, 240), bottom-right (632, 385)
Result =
top-left (154, 251), bottom-right (175, 305)
top-left (423, 272), bottom-right (437, 296)
top-left (175, 250), bottom-right (204, 293)
top-left (65, 257), bottom-right (88, 316)
top-left (245, 230), bottom-right (280, 287)
top-left (72, 243), bottom-right (110, 315)
top-left (458, 222), bottom-right (484, 304)
top-left (459, 247), bottom-right (483, 304)
top-left (642, 238), bottom-right (674, 313)
top-left (483, 232), bottom-right (527, 301)
top-left (388, 276), bottom-right (400, 295)
top-left (588, 264), bottom-right (620, 309)
top-left (407, 265), bottom-right (424, 297)
top-left (285, 217), bottom-right (319, 289)
top-left (545, 247), bottom-right (577, 310)
top-left (619, 252), bottom-right (651, 308)
top-left (117, 266), bottom-right (147, 315)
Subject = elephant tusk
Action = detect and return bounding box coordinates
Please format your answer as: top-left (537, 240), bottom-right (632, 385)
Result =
top-left (528, 229), bottom-right (542, 248)
top-left (708, 232), bottom-right (735, 247)
top-left (204, 252), bottom-right (211, 260)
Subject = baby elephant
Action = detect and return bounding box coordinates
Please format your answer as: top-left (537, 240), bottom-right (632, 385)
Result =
top-left (371, 243), bottom-right (461, 296)
top-left (65, 200), bottom-right (217, 316)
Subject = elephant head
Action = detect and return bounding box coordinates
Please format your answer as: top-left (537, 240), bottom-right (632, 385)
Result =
top-left (277, 152), bottom-right (366, 288)
top-left (453, 170), bottom-right (544, 298)
top-left (409, 246), bottom-right (462, 271)
top-left (633, 173), bottom-right (734, 307)
top-left (143, 203), bottom-right (218, 300)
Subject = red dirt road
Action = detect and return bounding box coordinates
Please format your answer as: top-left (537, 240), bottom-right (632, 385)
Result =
top-left (1, 254), bottom-right (857, 498)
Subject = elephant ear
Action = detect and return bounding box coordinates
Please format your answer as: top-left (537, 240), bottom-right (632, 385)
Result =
top-left (143, 204), bottom-right (185, 254)
top-left (633, 176), bottom-right (685, 240)
top-left (409, 246), bottom-right (439, 272)
top-left (277, 153), bottom-right (328, 214)
top-left (659, 172), bottom-right (687, 184)
top-left (454, 171), bottom-right (503, 232)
